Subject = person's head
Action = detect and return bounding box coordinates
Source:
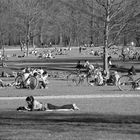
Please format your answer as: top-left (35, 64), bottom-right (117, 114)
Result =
top-left (33, 72), bottom-right (38, 77)
top-left (26, 96), bottom-right (34, 104)
top-left (43, 71), bottom-right (48, 76)
top-left (25, 67), bottom-right (30, 73)
top-left (129, 66), bottom-right (136, 75)
top-left (108, 56), bottom-right (112, 60)
top-left (114, 71), bottom-right (118, 75)
top-left (85, 60), bottom-right (89, 63)
top-left (84, 60), bottom-right (89, 66)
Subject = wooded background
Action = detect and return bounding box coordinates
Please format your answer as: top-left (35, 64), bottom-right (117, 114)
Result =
top-left (0, 0), bottom-right (140, 48)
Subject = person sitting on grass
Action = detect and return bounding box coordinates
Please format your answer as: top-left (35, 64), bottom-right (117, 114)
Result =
top-left (17, 96), bottom-right (79, 111)
top-left (39, 71), bottom-right (49, 89)
top-left (84, 60), bottom-right (95, 75)
top-left (37, 67), bottom-right (44, 75)
top-left (107, 56), bottom-right (117, 69)
top-left (106, 71), bottom-right (120, 86)
top-left (34, 70), bottom-right (49, 89)
top-left (75, 60), bottom-right (84, 72)
top-left (22, 67), bottom-right (31, 81)
top-left (94, 70), bottom-right (104, 86)
top-left (20, 67), bottom-right (31, 88)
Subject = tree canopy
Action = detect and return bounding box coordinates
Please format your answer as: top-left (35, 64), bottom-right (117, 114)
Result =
top-left (0, 0), bottom-right (139, 48)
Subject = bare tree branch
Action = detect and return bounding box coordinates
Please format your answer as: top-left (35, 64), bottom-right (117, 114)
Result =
top-left (58, 0), bottom-right (104, 22)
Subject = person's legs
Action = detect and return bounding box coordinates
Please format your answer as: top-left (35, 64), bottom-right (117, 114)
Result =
top-left (47, 103), bottom-right (79, 110)
top-left (47, 103), bottom-right (60, 110)
top-left (39, 81), bottom-right (47, 89)
top-left (0, 80), bottom-right (4, 87)
top-left (42, 81), bottom-right (48, 88)
top-left (61, 104), bottom-right (79, 110)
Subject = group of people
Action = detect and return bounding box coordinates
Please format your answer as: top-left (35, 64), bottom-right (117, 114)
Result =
top-left (0, 67), bottom-right (49, 89)
top-left (21, 67), bottom-right (49, 89)
top-left (37, 47), bottom-right (72, 59)
top-left (38, 51), bottom-right (54, 59)
top-left (76, 60), bottom-right (120, 86)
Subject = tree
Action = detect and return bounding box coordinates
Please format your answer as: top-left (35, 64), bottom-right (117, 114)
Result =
top-left (95, 0), bottom-right (138, 73)
top-left (125, 0), bottom-right (140, 47)
top-left (14, 0), bottom-right (44, 55)
top-left (0, 0), bottom-right (10, 48)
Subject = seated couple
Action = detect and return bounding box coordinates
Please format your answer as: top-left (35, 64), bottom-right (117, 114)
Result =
top-left (33, 71), bottom-right (49, 89)
top-left (17, 96), bottom-right (79, 111)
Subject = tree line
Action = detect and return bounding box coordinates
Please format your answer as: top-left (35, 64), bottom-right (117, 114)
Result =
top-left (0, 0), bottom-right (140, 49)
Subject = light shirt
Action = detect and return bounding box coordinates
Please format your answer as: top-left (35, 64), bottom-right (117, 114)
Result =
top-left (41, 74), bottom-right (48, 83)
top-left (33, 100), bottom-right (43, 110)
top-left (89, 64), bottom-right (94, 70)
top-left (23, 73), bottom-right (30, 80)
top-left (37, 69), bottom-right (44, 75)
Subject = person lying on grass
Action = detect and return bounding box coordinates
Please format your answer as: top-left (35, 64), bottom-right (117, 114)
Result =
top-left (17, 96), bottom-right (79, 111)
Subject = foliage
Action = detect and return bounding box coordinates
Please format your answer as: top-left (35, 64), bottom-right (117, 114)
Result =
top-left (0, 0), bottom-right (139, 47)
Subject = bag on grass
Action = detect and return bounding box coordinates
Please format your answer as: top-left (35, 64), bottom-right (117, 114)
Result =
top-left (17, 106), bottom-right (30, 111)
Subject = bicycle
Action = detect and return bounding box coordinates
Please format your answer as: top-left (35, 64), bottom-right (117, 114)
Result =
top-left (67, 70), bottom-right (80, 86)
top-left (117, 72), bottom-right (139, 91)
top-left (67, 69), bottom-right (96, 86)
top-left (15, 72), bottom-right (38, 89)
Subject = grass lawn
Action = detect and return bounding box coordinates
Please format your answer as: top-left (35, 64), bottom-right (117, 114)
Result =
top-left (0, 79), bottom-right (140, 115)
top-left (0, 47), bottom-right (140, 140)
top-left (0, 110), bottom-right (140, 140)
top-left (0, 79), bottom-right (140, 139)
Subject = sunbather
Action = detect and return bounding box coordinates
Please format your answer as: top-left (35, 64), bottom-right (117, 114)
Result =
top-left (17, 96), bottom-right (79, 111)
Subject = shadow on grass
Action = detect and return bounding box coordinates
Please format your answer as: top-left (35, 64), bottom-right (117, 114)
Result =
top-left (0, 111), bottom-right (140, 134)
top-left (0, 111), bottom-right (140, 123)
top-left (0, 111), bottom-right (140, 135)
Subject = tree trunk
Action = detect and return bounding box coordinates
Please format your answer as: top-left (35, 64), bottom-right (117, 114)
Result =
top-left (26, 22), bottom-right (30, 56)
top-left (59, 32), bottom-right (63, 46)
top-left (89, 1), bottom-right (94, 46)
top-left (123, 35), bottom-right (127, 46)
top-left (136, 36), bottom-right (140, 47)
top-left (103, 27), bottom-right (109, 74)
top-left (38, 25), bottom-right (43, 47)
top-left (0, 34), bottom-right (2, 49)
top-left (103, 0), bottom-right (110, 75)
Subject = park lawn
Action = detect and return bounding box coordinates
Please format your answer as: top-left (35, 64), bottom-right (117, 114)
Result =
top-left (0, 47), bottom-right (140, 140)
top-left (1, 95), bottom-right (140, 115)
top-left (0, 78), bottom-right (137, 98)
top-left (0, 79), bottom-right (140, 115)
top-left (1, 46), bottom-right (140, 74)
top-left (0, 105), bottom-right (140, 140)
top-left (0, 80), bottom-right (140, 140)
